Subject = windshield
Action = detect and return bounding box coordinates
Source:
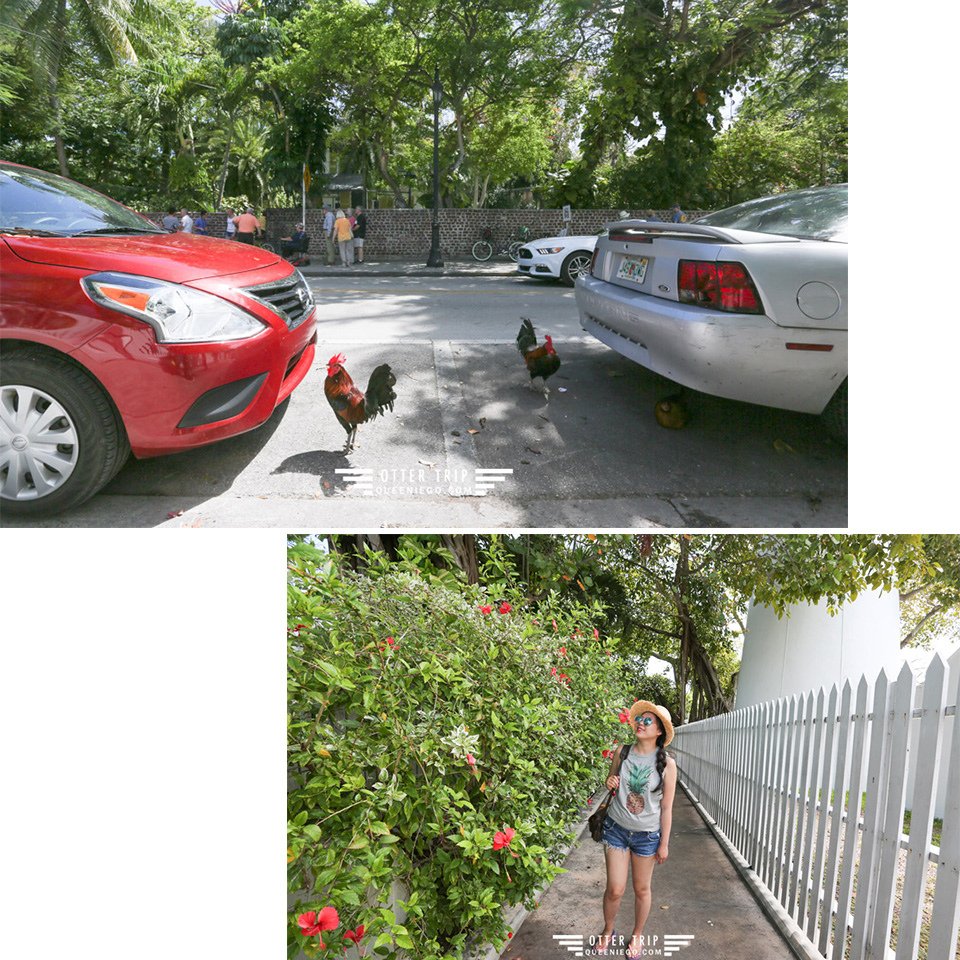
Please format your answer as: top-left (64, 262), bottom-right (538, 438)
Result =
top-left (697, 185), bottom-right (847, 241)
top-left (0, 164), bottom-right (163, 237)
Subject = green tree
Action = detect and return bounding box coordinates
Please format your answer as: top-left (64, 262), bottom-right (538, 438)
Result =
top-left (3, 0), bottom-right (175, 175)
top-left (563, 0), bottom-right (844, 206)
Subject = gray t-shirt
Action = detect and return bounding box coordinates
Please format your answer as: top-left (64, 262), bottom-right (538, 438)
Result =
top-left (608, 746), bottom-right (662, 832)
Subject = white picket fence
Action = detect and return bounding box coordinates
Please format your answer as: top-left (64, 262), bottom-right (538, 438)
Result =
top-left (671, 648), bottom-right (960, 960)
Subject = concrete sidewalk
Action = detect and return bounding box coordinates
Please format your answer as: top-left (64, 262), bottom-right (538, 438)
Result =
top-left (499, 785), bottom-right (792, 960)
top-left (298, 256), bottom-right (519, 278)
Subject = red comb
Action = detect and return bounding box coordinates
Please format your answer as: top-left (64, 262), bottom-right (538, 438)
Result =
top-left (327, 353), bottom-right (346, 366)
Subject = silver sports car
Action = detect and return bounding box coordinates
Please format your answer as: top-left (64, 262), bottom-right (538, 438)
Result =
top-left (575, 185), bottom-right (847, 437)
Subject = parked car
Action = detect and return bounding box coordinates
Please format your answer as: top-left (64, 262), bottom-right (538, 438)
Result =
top-left (575, 185), bottom-right (847, 438)
top-left (0, 161), bottom-right (317, 516)
top-left (516, 232), bottom-right (601, 286)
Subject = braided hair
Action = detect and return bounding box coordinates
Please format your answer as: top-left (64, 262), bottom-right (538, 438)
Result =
top-left (654, 730), bottom-right (669, 793)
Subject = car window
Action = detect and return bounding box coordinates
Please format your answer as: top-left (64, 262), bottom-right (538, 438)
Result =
top-left (0, 165), bottom-right (162, 236)
top-left (696, 186), bottom-right (847, 241)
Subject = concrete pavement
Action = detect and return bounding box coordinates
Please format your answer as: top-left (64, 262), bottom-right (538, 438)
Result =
top-left (498, 785), bottom-right (793, 960)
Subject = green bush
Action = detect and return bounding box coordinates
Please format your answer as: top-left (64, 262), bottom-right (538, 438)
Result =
top-left (288, 543), bottom-right (635, 959)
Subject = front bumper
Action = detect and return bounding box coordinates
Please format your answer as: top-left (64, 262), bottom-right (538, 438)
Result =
top-left (575, 274), bottom-right (846, 414)
top-left (74, 302), bottom-right (317, 458)
top-left (516, 248), bottom-right (564, 279)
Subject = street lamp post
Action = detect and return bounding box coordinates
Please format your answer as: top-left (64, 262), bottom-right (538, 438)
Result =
top-left (426, 67), bottom-right (444, 268)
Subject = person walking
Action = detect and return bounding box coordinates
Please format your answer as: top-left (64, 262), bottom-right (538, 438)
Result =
top-left (322, 205), bottom-right (335, 265)
top-left (334, 208), bottom-right (354, 265)
top-left (594, 700), bottom-right (677, 959)
top-left (235, 206), bottom-right (260, 245)
top-left (670, 203), bottom-right (685, 223)
top-left (353, 206), bottom-right (367, 263)
top-left (224, 208), bottom-right (237, 240)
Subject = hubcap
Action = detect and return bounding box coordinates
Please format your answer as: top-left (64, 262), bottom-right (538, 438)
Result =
top-left (0, 384), bottom-right (80, 501)
top-left (569, 255), bottom-right (591, 278)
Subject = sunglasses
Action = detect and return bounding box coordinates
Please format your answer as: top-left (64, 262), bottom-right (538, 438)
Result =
top-left (634, 716), bottom-right (657, 728)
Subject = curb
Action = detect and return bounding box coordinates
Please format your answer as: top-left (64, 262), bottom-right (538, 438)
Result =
top-left (298, 260), bottom-right (519, 279)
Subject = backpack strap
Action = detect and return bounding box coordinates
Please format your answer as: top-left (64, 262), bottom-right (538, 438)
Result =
top-left (614, 742), bottom-right (631, 775)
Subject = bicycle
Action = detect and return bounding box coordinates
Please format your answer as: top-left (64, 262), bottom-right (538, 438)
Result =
top-left (472, 225), bottom-right (531, 263)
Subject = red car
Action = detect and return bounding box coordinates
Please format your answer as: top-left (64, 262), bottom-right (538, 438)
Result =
top-left (0, 161), bottom-right (316, 516)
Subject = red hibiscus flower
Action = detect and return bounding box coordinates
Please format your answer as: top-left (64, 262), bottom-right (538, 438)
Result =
top-left (479, 605), bottom-right (492, 615)
top-left (558, 673), bottom-right (570, 686)
top-left (618, 710), bottom-right (630, 723)
top-left (498, 602), bottom-right (512, 614)
top-left (602, 749), bottom-right (613, 760)
top-left (557, 646), bottom-right (567, 658)
top-left (550, 666), bottom-right (558, 676)
top-left (492, 827), bottom-right (516, 850)
top-left (297, 906), bottom-right (339, 947)
top-left (344, 924), bottom-right (366, 944)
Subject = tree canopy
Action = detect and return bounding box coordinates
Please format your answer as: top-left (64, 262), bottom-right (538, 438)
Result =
top-left (2, 0), bottom-right (846, 210)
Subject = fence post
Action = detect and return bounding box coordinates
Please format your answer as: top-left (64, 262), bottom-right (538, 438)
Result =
top-left (808, 683), bottom-right (839, 945)
top-left (896, 653), bottom-right (947, 959)
top-left (868, 660), bottom-right (915, 957)
top-left (928, 647), bottom-right (960, 960)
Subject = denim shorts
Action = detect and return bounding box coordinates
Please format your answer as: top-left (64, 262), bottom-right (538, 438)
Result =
top-left (602, 817), bottom-right (661, 857)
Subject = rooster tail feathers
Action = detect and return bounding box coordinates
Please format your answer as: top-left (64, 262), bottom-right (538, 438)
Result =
top-left (364, 363), bottom-right (398, 419)
top-left (516, 317), bottom-right (537, 355)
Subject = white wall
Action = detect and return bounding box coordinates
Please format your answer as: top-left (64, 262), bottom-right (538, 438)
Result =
top-left (734, 590), bottom-right (901, 709)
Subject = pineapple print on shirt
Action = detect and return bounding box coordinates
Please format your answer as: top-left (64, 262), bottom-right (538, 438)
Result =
top-left (626, 760), bottom-right (652, 814)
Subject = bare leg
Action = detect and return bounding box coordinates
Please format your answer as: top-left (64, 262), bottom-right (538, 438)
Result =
top-left (599, 844), bottom-right (630, 948)
top-left (627, 853), bottom-right (656, 953)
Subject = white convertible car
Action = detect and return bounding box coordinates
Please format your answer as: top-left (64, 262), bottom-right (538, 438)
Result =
top-left (574, 185), bottom-right (848, 438)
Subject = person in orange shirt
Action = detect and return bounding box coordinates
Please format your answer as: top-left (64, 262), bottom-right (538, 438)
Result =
top-left (234, 207), bottom-right (260, 244)
top-left (333, 209), bottom-right (354, 265)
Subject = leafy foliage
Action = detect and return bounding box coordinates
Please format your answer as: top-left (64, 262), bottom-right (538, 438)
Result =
top-left (288, 538), bottom-right (635, 959)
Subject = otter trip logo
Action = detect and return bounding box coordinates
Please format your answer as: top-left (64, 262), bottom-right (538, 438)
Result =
top-left (334, 467), bottom-right (512, 496)
top-left (553, 933), bottom-right (695, 957)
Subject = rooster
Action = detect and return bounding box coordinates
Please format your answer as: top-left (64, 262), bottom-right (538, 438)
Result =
top-left (516, 317), bottom-right (560, 398)
top-left (324, 353), bottom-right (397, 452)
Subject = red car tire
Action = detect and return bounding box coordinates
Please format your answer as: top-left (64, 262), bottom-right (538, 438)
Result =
top-left (1, 349), bottom-right (130, 516)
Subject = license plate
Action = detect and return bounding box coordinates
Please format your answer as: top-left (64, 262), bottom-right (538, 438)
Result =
top-left (617, 255), bottom-right (649, 283)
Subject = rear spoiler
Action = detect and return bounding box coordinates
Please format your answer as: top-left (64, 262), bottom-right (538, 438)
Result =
top-left (603, 219), bottom-right (747, 245)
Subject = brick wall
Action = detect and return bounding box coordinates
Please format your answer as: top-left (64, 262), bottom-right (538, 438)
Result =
top-left (146, 208), bottom-right (710, 259)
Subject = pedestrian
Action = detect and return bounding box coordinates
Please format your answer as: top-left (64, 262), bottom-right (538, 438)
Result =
top-left (179, 208), bottom-right (194, 234)
top-left (224, 208), bottom-right (237, 240)
top-left (334, 208), bottom-right (354, 265)
top-left (594, 701), bottom-right (676, 959)
top-left (235, 206), bottom-right (260, 245)
top-left (322, 205), bottom-right (335, 265)
top-left (194, 209), bottom-right (208, 235)
top-left (670, 203), bottom-right (685, 223)
top-left (280, 222), bottom-right (308, 259)
top-left (353, 205), bottom-right (366, 263)
top-left (347, 206), bottom-right (356, 230)
top-left (161, 207), bottom-right (179, 232)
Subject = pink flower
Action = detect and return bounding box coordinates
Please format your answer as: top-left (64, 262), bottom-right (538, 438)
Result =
top-left (479, 605), bottom-right (492, 615)
top-left (298, 906), bottom-right (339, 947)
top-left (466, 753), bottom-right (477, 767)
top-left (493, 827), bottom-right (516, 850)
top-left (498, 602), bottom-right (512, 614)
top-left (552, 619), bottom-right (558, 632)
top-left (550, 666), bottom-right (558, 676)
top-left (593, 627), bottom-right (600, 640)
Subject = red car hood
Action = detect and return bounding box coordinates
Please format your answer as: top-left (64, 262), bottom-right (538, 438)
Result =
top-left (2, 233), bottom-right (282, 283)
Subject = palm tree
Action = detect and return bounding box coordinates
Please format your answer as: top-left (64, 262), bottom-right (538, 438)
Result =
top-left (2, 0), bottom-right (174, 175)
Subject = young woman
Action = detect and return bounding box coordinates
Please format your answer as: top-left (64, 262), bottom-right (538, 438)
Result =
top-left (596, 700), bottom-right (677, 959)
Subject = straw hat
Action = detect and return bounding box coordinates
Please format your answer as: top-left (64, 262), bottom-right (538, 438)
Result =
top-left (627, 700), bottom-right (674, 747)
